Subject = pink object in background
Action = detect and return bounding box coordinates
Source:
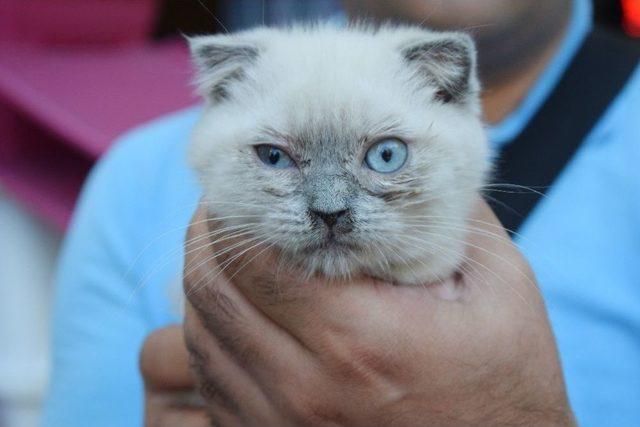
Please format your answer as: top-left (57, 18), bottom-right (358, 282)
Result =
top-left (0, 0), bottom-right (156, 46)
top-left (0, 0), bottom-right (198, 229)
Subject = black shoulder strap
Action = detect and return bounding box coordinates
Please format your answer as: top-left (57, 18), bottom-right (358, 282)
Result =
top-left (490, 28), bottom-right (640, 233)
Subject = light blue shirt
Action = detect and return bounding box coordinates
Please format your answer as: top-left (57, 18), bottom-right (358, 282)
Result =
top-left (42, 1), bottom-right (640, 425)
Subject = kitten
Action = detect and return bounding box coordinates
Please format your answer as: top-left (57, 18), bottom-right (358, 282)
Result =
top-left (187, 24), bottom-right (489, 286)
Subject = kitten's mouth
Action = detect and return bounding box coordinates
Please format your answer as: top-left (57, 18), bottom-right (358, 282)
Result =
top-left (303, 234), bottom-right (361, 253)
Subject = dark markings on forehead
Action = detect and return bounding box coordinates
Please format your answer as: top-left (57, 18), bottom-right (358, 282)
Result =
top-left (259, 123), bottom-right (359, 168)
top-left (260, 127), bottom-right (297, 145)
top-left (297, 121), bottom-right (360, 154)
top-left (260, 115), bottom-right (404, 147)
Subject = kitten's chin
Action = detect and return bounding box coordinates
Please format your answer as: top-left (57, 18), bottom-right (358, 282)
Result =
top-left (286, 242), bottom-right (365, 280)
top-left (280, 228), bottom-right (467, 286)
top-left (281, 242), bottom-right (464, 286)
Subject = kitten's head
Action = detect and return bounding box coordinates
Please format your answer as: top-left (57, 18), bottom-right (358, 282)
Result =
top-left (188, 24), bottom-right (489, 284)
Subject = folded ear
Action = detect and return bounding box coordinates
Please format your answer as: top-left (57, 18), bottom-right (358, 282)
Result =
top-left (188, 35), bottom-right (260, 101)
top-left (401, 33), bottom-right (478, 104)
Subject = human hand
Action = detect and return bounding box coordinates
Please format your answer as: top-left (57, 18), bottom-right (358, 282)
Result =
top-left (140, 325), bottom-right (209, 427)
top-left (150, 199), bottom-right (575, 426)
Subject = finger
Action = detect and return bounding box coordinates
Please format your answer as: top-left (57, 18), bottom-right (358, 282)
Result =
top-left (140, 325), bottom-right (196, 391)
top-left (183, 301), bottom-right (278, 424)
top-left (144, 397), bottom-right (210, 427)
top-left (193, 204), bottom-right (413, 355)
top-left (141, 326), bottom-right (210, 427)
top-left (466, 199), bottom-right (518, 256)
top-left (182, 206), bottom-right (313, 389)
top-left (462, 199), bottom-right (539, 297)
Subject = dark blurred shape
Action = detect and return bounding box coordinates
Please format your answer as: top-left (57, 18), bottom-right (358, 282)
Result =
top-left (154, 0), bottom-right (342, 37)
top-left (215, 0), bottom-right (341, 30)
top-left (594, 0), bottom-right (623, 30)
top-left (594, 0), bottom-right (640, 38)
top-left (622, 0), bottom-right (640, 37)
top-left (154, 0), bottom-right (225, 39)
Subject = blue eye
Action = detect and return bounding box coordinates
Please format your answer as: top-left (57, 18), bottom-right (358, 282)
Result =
top-left (364, 139), bottom-right (408, 173)
top-left (255, 145), bottom-right (295, 169)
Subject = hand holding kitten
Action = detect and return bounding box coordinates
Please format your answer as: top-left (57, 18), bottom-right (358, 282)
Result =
top-left (141, 200), bottom-right (575, 427)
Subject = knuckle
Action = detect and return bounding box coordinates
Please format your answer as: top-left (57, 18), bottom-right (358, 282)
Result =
top-left (198, 373), bottom-right (240, 415)
top-left (320, 335), bottom-right (407, 406)
top-left (334, 346), bottom-right (388, 383)
top-left (184, 331), bottom-right (209, 372)
top-left (322, 333), bottom-right (396, 386)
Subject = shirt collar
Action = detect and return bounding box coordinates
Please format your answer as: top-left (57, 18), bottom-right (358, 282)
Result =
top-left (488, 0), bottom-right (593, 148)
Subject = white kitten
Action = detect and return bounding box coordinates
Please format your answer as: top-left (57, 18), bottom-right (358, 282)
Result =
top-left (188, 24), bottom-right (489, 285)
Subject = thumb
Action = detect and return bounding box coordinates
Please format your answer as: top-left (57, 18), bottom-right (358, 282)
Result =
top-left (140, 325), bottom-right (197, 391)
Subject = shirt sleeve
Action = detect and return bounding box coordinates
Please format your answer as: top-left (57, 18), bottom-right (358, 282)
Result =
top-left (40, 107), bottom-right (200, 427)
top-left (37, 104), bottom-right (208, 427)
top-left (40, 140), bottom-right (153, 427)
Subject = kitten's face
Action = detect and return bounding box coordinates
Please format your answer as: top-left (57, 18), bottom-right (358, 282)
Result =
top-left (189, 25), bottom-right (489, 284)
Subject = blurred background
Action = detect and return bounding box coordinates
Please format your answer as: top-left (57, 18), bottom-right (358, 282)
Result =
top-left (0, 1), bottom-right (638, 426)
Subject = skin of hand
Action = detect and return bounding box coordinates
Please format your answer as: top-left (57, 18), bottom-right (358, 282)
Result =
top-left (140, 200), bottom-right (575, 427)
